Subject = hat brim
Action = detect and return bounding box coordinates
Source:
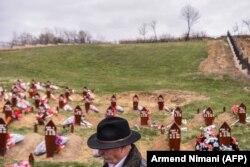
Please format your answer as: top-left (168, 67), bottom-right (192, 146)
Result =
top-left (87, 130), bottom-right (141, 150)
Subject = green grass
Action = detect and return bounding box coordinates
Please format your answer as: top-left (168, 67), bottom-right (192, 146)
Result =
top-left (1, 41), bottom-right (250, 166)
top-left (0, 42), bottom-right (208, 93)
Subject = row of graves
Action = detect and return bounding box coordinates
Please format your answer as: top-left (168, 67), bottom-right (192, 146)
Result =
top-left (0, 118), bottom-right (68, 166)
top-left (131, 93), bottom-right (249, 151)
top-left (168, 104), bottom-right (249, 151)
top-left (0, 80), bottom-right (97, 165)
top-left (1, 82), bottom-right (169, 124)
top-left (0, 92), bottom-right (173, 164)
top-left (0, 79), bottom-right (101, 126)
top-left (0, 92), bottom-right (154, 165)
top-left (0, 80), bottom-right (249, 165)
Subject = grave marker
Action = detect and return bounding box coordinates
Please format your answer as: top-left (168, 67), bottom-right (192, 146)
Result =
top-left (29, 85), bottom-right (37, 98)
top-left (46, 88), bottom-right (52, 99)
top-left (218, 122), bottom-right (231, 147)
top-left (168, 122), bottom-right (181, 151)
top-left (140, 107), bottom-right (149, 126)
top-left (238, 103), bottom-right (246, 124)
top-left (133, 94), bottom-right (139, 110)
top-left (82, 86), bottom-right (88, 97)
top-left (11, 95), bottom-right (17, 107)
top-left (84, 98), bottom-right (90, 113)
top-left (58, 94), bottom-right (65, 109)
top-left (105, 106), bottom-right (116, 118)
top-left (64, 87), bottom-right (71, 100)
top-left (74, 105), bottom-right (82, 125)
top-left (157, 95), bottom-right (164, 111)
top-left (3, 101), bottom-right (12, 121)
top-left (34, 93), bottom-right (41, 109)
top-left (173, 107), bottom-right (182, 126)
top-left (111, 95), bottom-right (116, 108)
top-left (203, 107), bottom-right (215, 126)
top-left (45, 120), bottom-right (56, 158)
top-left (0, 118), bottom-right (7, 156)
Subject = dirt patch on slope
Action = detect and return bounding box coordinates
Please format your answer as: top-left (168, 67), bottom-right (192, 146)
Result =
top-left (199, 39), bottom-right (250, 83)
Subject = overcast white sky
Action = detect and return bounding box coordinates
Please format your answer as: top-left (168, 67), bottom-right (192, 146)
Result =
top-left (0, 0), bottom-right (249, 42)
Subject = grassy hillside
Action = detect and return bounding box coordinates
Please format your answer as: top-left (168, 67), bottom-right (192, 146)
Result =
top-left (0, 42), bottom-right (207, 92)
top-left (1, 42), bottom-right (249, 112)
top-left (0, 41), bottom-right (250, 166)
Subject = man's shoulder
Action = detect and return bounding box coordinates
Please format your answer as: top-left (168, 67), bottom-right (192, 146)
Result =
top-left (140, 158), bottom-right (147, 167)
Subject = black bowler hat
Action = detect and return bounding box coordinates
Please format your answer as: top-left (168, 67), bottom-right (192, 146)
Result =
top-left (87, 117), bottom-right (141, 150)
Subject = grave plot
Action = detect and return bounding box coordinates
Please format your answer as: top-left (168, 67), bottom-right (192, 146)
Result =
top-left (218, 122), bottom-right (239, 151)
top-left (157, 95), bottom-right (164, 111)
top-left (3, 101), bottom-right (13, 124)
top-left (0, 118), bottom-right (7, 156)
top-left (132, 94), bottom-right (139, 110)
top-left (202, 107), bottom-right (215, 126)
top-left (62, 105), bottom-right (92, 129)
top-left (163, 106), bottom-right (187, 133)
top-left (238, 103), bottom-right (247, 124)
top-left (140, 107), bottom-right (151, 126)
top-left (173, 107), bottom-right (182, 126)
top-left (195, 122), bottom-right (239, 151)
top-left (34, 120), bottom-right (69, 157)
top-left (1, 82), bottom-right (246, 163)
top-left (230, 103), bottom-right (250, 125)
top-left (168, 122), bottom-right (181, 151)
top-left (0, 118), bottom-right (24, 156)
top-left (134, 106), bottom-right (159, 130)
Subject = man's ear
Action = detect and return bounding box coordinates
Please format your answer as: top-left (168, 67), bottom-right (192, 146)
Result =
top-left (120, 145), bottom-right (127, 152)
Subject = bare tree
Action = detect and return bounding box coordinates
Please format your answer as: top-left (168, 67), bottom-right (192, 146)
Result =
top-left (159, 33), bottom-right (175, 42)
top-left (150, 20), bottom-right (157, 41)
top-left (85, 31), bottom-right (92, 44)
top-left (39, 31), bottom-right (56, 44)
top-left (63, 29), bottom-right (72, 43)
top-left (19, 33), bottom-right (36, 45)
top-left (10, 32), bottom-right (37, 46)
top-left (68, 30), bottom-right (78, 43)
top-left (242, 19), bottom-right (250, 33)
top-left (54, 27), bottom-right (66, 43)
top-left (138, 23), bottom-right (148, 40)
top-left (78, 30), bottom-right (86, 43)
top-left (78, 30), bottom-right (92, 43)
top-left (181, 4), bottom-right (200, 40)
top-left (10, 32), bottom-right (19, 47)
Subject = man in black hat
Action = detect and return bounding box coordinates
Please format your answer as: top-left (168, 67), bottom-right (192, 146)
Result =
top-left (87, 117), bottom-right (146, 167)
